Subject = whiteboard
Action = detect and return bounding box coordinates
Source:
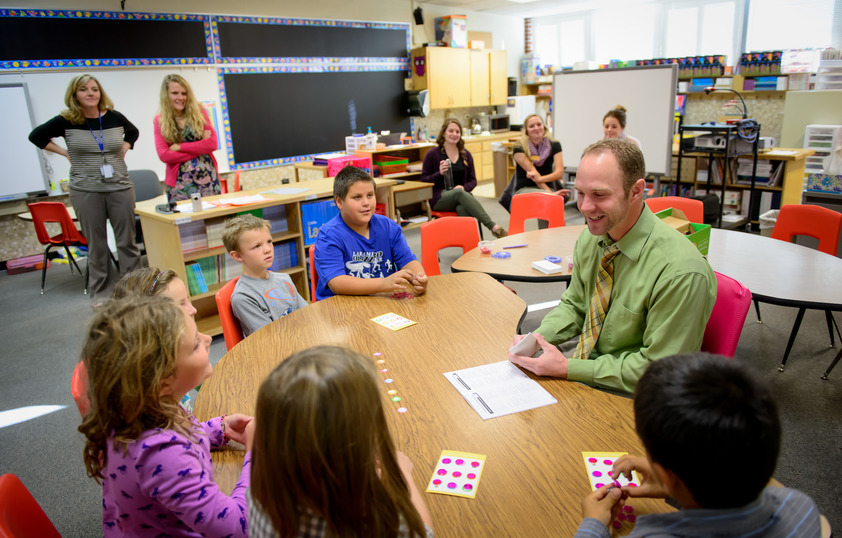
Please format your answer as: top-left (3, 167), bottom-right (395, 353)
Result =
top-left (552, 65), bottom-right (677, 176)
top-left (0, 84), bottom-right (49, 200)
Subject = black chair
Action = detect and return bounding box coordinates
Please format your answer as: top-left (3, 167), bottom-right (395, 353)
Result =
top-left (129, 170), bottom-right (164, 252)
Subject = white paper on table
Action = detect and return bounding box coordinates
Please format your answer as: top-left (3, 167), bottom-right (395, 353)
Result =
top-left (444, 360), bottom-right (557, 420)
top-left (210, 194), bottom-right (268, 206)
top-left (261, 187), bottom-right (311, 195)
top-left (175, 201), bottom-right (215, 213)
top-left (764, 149), bottom-right (797, 156)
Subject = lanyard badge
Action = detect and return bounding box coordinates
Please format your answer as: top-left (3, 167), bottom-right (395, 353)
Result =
top-left (87, 112), bottom-right (114, 178)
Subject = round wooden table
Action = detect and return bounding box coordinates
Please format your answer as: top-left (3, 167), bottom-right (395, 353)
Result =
top-left (195, 272), bottom-right (671, 537)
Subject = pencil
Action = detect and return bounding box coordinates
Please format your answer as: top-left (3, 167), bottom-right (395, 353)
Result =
top-left (503, 244), bottom-right (528, 249)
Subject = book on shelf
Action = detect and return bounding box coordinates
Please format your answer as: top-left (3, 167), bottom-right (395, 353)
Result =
top-left (179, 220), bottom-right (208, 253)
top-left (186, 263), bottom-right (209, 295)
top-left (270, 241), bottom-right (299, 272)
top-left (262, 205), bottom-right (289, 234)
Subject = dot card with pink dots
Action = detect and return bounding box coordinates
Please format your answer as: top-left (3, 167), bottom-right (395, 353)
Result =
top-left (370, 312), bottom-right (417, 331)
top-left (582, 451), bottom-right (640, 491)
top-left (426, 450), bottom-right (486, 499)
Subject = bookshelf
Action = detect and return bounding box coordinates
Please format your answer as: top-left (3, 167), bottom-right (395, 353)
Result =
top-left (135, 177), bottom-right (396, 336)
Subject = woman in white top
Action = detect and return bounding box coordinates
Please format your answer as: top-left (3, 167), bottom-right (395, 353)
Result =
top-left (602, 105), bottom-right (641, 149)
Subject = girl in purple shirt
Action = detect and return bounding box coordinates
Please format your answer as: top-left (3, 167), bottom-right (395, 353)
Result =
top-left (78, 295), bottom-right (255, 537)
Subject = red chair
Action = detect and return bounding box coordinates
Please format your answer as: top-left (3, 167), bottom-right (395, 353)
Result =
top-left (701, 272), bottom-right (752, 358)
top-left (28, 202), bottom-right (88, 295)
top-left (420, 217), bottom-right (481, 276)
top-left (508, 193), bottom-right (566, 235)
top-left (215, 277), bottom-right (244, 352)
top-left (763, 204), bottom-right (842, 372)
top-left (309, 245), bottom-right (319, 302)
top-left (428, 207), bottom-right (484, 239)
top-left (70, 361), bottom-right (90, 418)
top-left (0, 474), bottom-right (61, 538)
top-left (645, 196), bottom-right (705, 224)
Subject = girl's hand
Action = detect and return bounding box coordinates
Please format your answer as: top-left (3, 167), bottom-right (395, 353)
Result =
top-left (222, 414), bottom-right (253, 446)
top-left (396, 451), bottom-right (414, 478)
top-left (169, 143), bottom-right (181, 152)
top-left (555, 188), bottom-right (571, 199)
top-left (203, 130), bottom-right (212, 140)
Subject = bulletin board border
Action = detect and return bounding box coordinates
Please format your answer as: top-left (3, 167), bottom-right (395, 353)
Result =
top-left (0, 8), bottom-right (214, 70)
top-left (211, 15), bottom-right (411, 65)
top-left (218, 64), bottom-right (409, 170)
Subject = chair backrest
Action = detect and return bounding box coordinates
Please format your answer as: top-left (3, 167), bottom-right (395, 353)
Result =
top-left (701, 271), bottom-right (752, 358)
top-left (645, 196), bottom-right (705, 224)
top-left (233, 170), bottom-right (241, 192)
top-left (129, 169), bottom-right (164, 202)
top-left (70, 361), bottom-right (90, 418)
top-left (27, 202), bottom-right (86, 247)
top-left (215, 277), bottom-right (244, 351)
top-left (309, 245), bottom-right (319, 302)
top-left (0, 474), bottom-right (61, 538)
top-left (771, 204), bottom-right (842, 256)
top-left (420, 217), bottom-right (481, 276)
top-left (508, 193), bottom-right (566, 235)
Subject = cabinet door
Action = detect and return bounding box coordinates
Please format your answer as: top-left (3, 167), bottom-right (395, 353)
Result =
top-left (427, 48), bottom-right (471, 109)
top-left (470, 50), bottom-right (490, 106)
top-left (489, 50), bottom-right (508, 105)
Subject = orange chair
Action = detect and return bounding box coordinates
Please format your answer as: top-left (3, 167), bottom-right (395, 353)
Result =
top-left (763, 204), bottom-right (842, 371)
top-left (70, 361), bottom-right (90, 418)
top-left (233, 170), bottom-right (242, 192)
top-left (428, 209), bottom-right (484, 239)
top-left (508, 193), bottom-right (566, 235)
top-left (309, 245), bottom-right (319, 301)
top-left (0, 474), bottom-right (61, 538)
top-left (215, 277), bottom-right (244, 351)
top-left (28, 202), bottom-right (88, 295)
top-left (645, 196), bottom-right (705, 223)
top-left (420, 217), bottom-right (480, 276)
top-left (701, 272), bottom-right (752, 358)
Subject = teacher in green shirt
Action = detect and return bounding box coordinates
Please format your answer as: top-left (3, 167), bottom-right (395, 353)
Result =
top-left (509, 139), bottom-right (717, 393)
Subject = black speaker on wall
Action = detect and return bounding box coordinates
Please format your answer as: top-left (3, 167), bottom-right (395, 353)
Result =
top-left (413, 7), bottom-right (424, 25)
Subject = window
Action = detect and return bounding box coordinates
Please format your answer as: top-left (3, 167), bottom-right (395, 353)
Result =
top-left (559, 19), bottom-right (586, 67)
top-left (593, 4), bottom-right (657, 63)
top-left (535, 22), bottom-right (559, 67)
top-left (664, 2), bottom-right (735, 60)
top-left (746, 0), bottom-right (838, 51)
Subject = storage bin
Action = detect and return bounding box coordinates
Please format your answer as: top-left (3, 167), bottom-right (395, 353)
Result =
top-left (327, 156), bottom-right (371, 178)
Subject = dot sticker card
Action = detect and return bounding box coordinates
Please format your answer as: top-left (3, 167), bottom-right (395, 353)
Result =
top-left (426, 450), bottom-right (486, 499)
top-left (371, 312), bottom-right (417, 331)
top-left (582, 451), bottom-right (640, 491)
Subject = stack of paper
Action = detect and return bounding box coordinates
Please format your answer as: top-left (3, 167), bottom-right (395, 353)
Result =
top-left (532, 260), bottom-right (564, 275)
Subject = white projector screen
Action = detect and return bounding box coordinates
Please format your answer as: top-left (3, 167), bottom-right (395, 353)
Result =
top-left (552, 65), bottom-right (677, 176)
top-left (0, 83), bottom-right (49, 200)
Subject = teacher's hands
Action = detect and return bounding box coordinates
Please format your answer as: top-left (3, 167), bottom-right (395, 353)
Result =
top-left (438, 159), bottom-right (451, 175)
top-left (508, 332), bottom-right (569, 378)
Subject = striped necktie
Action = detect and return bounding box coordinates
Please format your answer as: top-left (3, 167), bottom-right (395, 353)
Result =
top-left (573, 243), bottom-right (621, 361)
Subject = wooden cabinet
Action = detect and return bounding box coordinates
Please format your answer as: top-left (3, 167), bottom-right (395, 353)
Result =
top-left (412, 47), bottom-right (507, 109)
top-left (463, 131), bottom-right (520, 183)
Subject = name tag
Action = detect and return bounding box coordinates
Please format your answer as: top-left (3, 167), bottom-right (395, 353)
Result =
top-left (100, 164), bottom-right (114, 178)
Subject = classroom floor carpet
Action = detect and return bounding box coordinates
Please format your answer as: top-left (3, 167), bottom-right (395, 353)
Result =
top-left (1, 186), bottom-right (839, 534)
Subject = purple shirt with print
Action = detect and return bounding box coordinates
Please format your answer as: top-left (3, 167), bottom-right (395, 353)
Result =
top-left (101, 415), bottom-right (251, 537)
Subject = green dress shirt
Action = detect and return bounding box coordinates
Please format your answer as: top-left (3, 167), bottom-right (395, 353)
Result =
top-left (536, 205), bottom-right (717, 393)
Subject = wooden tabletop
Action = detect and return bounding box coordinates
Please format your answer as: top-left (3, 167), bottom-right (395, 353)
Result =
top-left (707, 229), bottom-right (842, 310)
top-left (195, 272), bottom-right (670, 537)
top-left (451, 225), bottom-right (586, 282)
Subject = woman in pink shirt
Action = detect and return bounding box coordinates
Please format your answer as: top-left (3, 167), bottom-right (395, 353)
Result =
top-left (154, 74), bottom-right (220, 202)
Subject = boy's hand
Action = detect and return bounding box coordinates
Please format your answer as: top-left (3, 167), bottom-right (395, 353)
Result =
top-left (383, 269), bottom-right (416, 294)
top-left (613, 455), bottom-right (669, 499)
top-left (582, 484), bottom-right (625, 526)
top-left (410, 272), bottom-right (428, 296)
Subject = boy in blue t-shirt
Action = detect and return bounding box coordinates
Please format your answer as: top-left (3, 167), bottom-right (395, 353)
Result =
top-left (314, 166), bottom-right (428, 301)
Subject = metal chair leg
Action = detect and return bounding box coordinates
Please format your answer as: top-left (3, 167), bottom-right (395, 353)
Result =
top-left (64, 246), bottom-right (83, 277)
top-left (40, 246), bottom-right (51, 295)
top-left (754, 298), bottom-right (763, 324)
top-left (779, 307), bottom-right (806, 372)
top-left (821, 347), bottom-right (842, 380)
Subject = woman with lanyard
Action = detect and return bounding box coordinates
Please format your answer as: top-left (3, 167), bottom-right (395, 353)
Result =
top-left (153, 74), bottom-right (221, 202)
top-left (512, 114), bottom-right (570, 198)
top-left (29, 74), bottom-right (141, 302)
top-left (421, 118), bottom-right (507, 238)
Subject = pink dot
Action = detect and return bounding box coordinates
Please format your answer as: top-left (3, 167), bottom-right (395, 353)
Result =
top-left (607, 471), bottom-right (613, 477)
top-left (380, 368), bottom-right (388, 373)
top-left (452, 471), bottom-right (462, 478)
top-left (592, 471), bottom-right (602, 477)
top-left (627, 515), bottom-right (637, 523)
top-left (613, 480), bottom-right (621, 488)
top-left (612, 521), bottom-right (622, 529)
top-left (437, 469), bottom-right (446, 476)
top-left (588, 457), bottom-right (597, 463)
top-left (629, 483), bottom-right (638, 487)
top-left (447, 482), bottom-right (457, 489)
top-left (432, 479), bottom-right (441, 486)
top-left (623, 505), bottom-right (634, 513)
top-left (441, 458), bottom-right (451, 464)
top-left (471, 461), bottom-right (480, 468)
top-left (397, 407), bottom-right (407, 413)
top-left (594, 483), bottom-right (604, 489)
top-left (373, 352), bottom-right (382, 356)
top-left (603, 459), bottom-right (613, 465)
top-left (617, 513), bottom-right (626, 521)
top-left (467, 473), bottom-right (476, 479)
top-left (463, 484), bottom-right (473, 491)
top-left (455, 459), bottom-right (464, 465)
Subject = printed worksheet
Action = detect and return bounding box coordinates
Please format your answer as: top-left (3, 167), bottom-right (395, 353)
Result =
top-left (444, 360), bottom-right (557, 420)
